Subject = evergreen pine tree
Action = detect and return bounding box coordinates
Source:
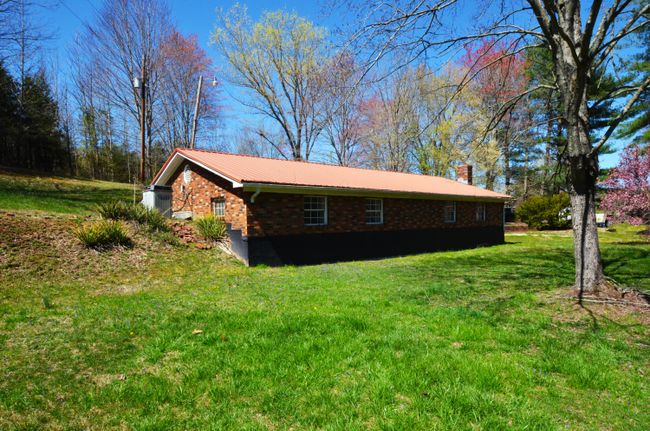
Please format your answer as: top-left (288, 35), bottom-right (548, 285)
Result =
top-left (20, 71), bottom-right (68, 171)
top-left (0, 62), bottom-right (20, 167)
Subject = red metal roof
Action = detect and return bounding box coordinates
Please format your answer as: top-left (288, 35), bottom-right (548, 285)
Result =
top-left (154, 148), bottom-right (510, 200)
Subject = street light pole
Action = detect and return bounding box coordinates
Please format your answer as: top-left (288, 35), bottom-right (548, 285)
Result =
top-left (189, 75), bottom-right (218, 150)
top-left (189, 75), bottom-right (203, 149)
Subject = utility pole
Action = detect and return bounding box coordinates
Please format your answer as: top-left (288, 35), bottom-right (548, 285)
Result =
top-left (135, 56), bottom-right (146, 183)
top-left (189, 75), bottom-right (203, 149)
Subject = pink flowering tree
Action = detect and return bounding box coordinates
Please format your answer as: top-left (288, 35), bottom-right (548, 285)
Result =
top-left (600, 146), bottom-right (650, 225)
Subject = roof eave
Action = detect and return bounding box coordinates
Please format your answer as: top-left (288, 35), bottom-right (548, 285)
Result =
top-left (151, 150), bottom-right (243, 188)
top-left (241, 182), bottom-right (510, 202)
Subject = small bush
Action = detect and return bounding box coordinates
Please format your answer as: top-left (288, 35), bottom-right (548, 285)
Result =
top-left (517, 193), bottom-right (572, 230)
top-left (194, 215), bottom-right (227, 242)
top-left (143, 207), bottom-right (170, 232)
top-left (75, 220), bottom-right (131, 248)
top-left (96, 200), bottom-right (169, 232)
top-left (129, 204), bottom-right (150, 224)
top-left (96, 200), bottom-right (133, 220)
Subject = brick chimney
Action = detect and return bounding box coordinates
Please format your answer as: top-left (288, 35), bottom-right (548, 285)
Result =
top-left (456, 165), bottom-right (473, 185)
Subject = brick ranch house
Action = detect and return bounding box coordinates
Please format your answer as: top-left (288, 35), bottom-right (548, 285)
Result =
top-left (147, 148), bottom-right (510, 266)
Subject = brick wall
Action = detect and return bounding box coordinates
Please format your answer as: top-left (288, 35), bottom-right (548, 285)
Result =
top-left (170, 162), bottom-right (248, 234)
top-left (247, 193), bottom-right (502, 237)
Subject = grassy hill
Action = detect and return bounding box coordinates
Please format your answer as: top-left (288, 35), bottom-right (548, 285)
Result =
top-left (0, 171), bottom-right (648, 430)
top-left (0, 168), bottom-right (139, 215)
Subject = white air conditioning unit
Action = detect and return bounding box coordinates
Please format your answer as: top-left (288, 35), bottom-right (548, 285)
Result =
top-left (142, 186), bottom-right (172, 217)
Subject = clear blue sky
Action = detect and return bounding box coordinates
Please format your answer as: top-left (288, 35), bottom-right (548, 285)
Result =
top-left (45, 0), bottom-right (626, 169)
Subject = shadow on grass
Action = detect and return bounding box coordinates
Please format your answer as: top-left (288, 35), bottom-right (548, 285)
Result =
top-left (394, 240), bottom-right (649, 325)
top-left (577, 302), bottom-right (650, 347)
top-left (617, 241), bottom-right (650, 246)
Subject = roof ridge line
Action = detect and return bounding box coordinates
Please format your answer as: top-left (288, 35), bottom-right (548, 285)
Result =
top-left (176, 148), bottom-right (479, 188)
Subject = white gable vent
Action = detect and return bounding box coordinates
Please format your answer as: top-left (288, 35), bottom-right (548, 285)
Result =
top-left (183, 165), bottom-right (192, 184)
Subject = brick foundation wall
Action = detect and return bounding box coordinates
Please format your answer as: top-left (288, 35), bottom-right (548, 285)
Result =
top-left (247, 193), bottom-right (502, 237)
top-left (170, 162), bottom-right (248, 234)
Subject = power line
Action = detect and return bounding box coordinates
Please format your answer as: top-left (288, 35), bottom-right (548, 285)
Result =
top-left (59, 0), bottom-right (87, 25)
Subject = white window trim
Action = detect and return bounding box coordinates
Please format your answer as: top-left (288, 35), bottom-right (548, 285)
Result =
top-left (304, 196), bottom-right (328, 226)
top-left (476, 203), bottom-right (487, 222)
top-left (365, 198), bottom-right (384, 225)
top-left (212, 198), bottom-right (226, 218)
top-left (444, 201), bottom-right (457, 223)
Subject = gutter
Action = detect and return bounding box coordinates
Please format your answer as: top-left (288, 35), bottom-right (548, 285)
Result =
top-left (241, 182), bottom-right (510, 203)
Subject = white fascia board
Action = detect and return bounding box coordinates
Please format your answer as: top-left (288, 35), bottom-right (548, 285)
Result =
top-left (153, 152), bottom-right (243, 188)
top-left (241, 182), bottom-right (509, 203)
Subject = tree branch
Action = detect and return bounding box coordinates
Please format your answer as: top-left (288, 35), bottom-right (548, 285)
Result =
top-left (590, 0), bottom-right (633, 54)
top-left (590, 74), bottom-right (650, 156)
top-left (592, 12), bottom-right (650, 69)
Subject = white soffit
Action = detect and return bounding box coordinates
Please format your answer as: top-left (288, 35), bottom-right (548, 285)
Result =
top-left (153, 152), bottom-right (243, 188)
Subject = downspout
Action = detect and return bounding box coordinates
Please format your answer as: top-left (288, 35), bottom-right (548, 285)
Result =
top-left (250, 185), bottom-right (261, 203)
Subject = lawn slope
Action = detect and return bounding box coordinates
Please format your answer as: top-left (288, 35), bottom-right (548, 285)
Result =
top-left (0, 173), bottom-right (648, 430)
top-left (0, 168), bottom-right (137, 215)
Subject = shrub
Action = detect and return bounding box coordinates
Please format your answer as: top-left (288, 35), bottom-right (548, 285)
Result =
top-left (194, 215), bottom-right (227, 242)
top-left (95, 200), bottom-right (133, 220)
top-left (517, 193), bottom-right (572, 230)
top-left (141, 207), bottom-right (170, 232)
top-left (96, 200), bottom-right (169, 232)
top-left (129, 204), bottom-right (150, 224)
top-left (75, 220), bottom-right (131, 248)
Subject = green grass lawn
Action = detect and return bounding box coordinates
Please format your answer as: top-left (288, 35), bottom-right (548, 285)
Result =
top-left (0, 173), bottom-right (648, 430)
top-left (0, 169), bottom-right (139, 215)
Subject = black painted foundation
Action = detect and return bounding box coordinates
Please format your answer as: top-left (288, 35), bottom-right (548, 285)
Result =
top-left (229, 226), bottom-right (504, 266)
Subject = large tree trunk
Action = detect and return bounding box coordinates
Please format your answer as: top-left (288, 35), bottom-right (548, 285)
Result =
top-left (568, 153), bottom-right (604, 294)
top-left (565, 98), bottom-right (604, 293)
top-left (555, 22), bottom-right (606, 293)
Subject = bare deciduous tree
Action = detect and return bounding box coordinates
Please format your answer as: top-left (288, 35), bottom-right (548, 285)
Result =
top-left (350, 0), bottom-right (650, 293)
top-left (159, 31), bottom-right (219, 151)
top-left (0, 0), bottom-right (18, 58)
top-left (319, 51), bottom-right (367, 166)
top-left (0, 0), bottom-right (53, 79)
top-left (74, 0), bottom-right (172, 178)
top-left (211, 5), bottom-right (327, 161)
top-left (360, 68), bottom-right (417, 172)
top-left (235, 126), bottom-right (285, 159)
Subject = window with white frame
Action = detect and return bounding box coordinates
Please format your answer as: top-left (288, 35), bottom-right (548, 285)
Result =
top-left (365, 198), bottom-right (383, 224)
top-left (444, 201), bottom-right (456, 223)
top-left (476, 203), bottom-right (487, 222)
top-left (212, 198), bottom-right (225, 218)
top-left (304, 196), bottom-right (327, 226)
